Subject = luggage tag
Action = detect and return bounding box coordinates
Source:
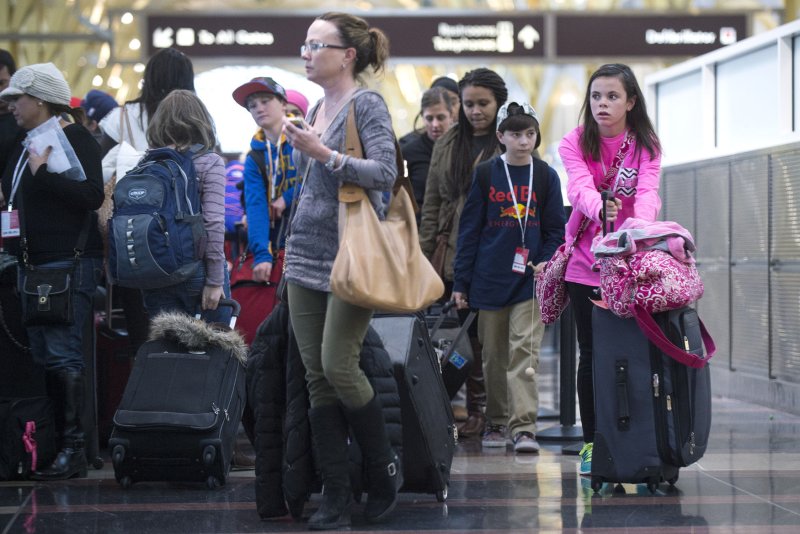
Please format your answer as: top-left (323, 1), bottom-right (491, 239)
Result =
top-left (512, 246), bottom-right (529, 275)
top-left (1, 209), bottom-right (20, 238)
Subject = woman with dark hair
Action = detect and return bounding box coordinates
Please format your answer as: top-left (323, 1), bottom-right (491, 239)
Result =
top-left (558, 63), bottom-right (662, 476)
top-left (418, 67), bottom-right (509, 441)
top-left (399, 86), bottom-right (457, 218)
top-left (281, 11), bottom-right (400, 530)
top-left (97, 47), bottom-right (196, 358)
top-left (0, 63), bottom-right (104, 480)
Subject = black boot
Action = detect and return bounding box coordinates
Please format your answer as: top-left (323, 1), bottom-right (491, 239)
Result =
top-left (308, 404), bottom-right (351, 530)
top-left (344, 394), bottom-right (403, 523)
top-left (32, 370), bottom-right (88, 480)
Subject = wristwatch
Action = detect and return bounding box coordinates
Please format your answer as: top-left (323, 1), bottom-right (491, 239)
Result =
top-left (325, 150), bottom-right (339, 171)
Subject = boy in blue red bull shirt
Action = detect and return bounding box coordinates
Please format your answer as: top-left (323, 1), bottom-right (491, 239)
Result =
top-left (452, 102), bottom-right (566, 453)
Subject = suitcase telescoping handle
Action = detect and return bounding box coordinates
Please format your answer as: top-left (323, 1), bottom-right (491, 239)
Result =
top-left (195, 298), bottom-right (241, 330)
top-left (428, 300), bottom-right (456, 339)
top-left (601, 190), bottom-right (615, 236)
top-left (440, 309), bottom-right (476, 365)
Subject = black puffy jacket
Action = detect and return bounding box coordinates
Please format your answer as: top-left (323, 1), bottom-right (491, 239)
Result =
top-left (246, 302), bottom-right (402, 519)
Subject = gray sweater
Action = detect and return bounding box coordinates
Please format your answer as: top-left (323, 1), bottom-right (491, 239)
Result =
top-left (285, 89), bottom-right (398, 292)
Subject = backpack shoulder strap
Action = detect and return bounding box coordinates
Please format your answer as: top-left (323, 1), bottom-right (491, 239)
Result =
top-left (531, 158), bottom-right (549, 209)
top-left (248, 149), bottom-right (269, 191)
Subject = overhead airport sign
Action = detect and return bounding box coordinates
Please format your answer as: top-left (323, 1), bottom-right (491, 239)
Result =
top-left (146, 12), bottom-right (747, 59)
top-left (556, 14), bottom-right (746, 57)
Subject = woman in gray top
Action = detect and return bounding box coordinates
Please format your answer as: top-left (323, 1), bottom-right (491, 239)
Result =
top-left (281, 12), bottom-right (400, 530)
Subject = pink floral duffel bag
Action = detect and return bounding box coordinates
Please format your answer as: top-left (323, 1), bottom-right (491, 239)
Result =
top-left (592, 219), bottom-right (705, 318)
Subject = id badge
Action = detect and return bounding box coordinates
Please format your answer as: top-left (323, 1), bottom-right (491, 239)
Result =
top-left (1, 210), bottom-right (20, 238)
top-left (512, 246), bottom-right (529, 275)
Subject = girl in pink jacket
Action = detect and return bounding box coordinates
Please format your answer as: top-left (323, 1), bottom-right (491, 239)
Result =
top-left (557, 63), bottom-right (662, 476)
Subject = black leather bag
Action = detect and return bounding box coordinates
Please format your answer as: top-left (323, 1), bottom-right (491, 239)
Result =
top-left (21, 264), bottom-right (75, 326)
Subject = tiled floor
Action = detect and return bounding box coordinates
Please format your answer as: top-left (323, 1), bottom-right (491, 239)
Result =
top-left (3, 394), bottom-right (800, 533)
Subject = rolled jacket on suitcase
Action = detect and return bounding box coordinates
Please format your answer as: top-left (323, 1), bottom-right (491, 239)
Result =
top-left (109, 300), bottom-right (247, 489)
top-left (370, 313), bottom-right (456, 502)
top-left (590, 305), bottom-right (713, 493)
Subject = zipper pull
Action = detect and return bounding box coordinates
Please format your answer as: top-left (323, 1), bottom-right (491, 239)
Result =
top-left (666, 395), bottom-right (672, 411)
top-left (211, 402), bottom-right (220, 416)
top-left (652, 373), bottom-right (660, 397)
top-left (689, 432), bottom-right (696, 456)
top-left (683, 336), bottom-right (690, 351)
top-left (223, 408), bottom-right (230, 421)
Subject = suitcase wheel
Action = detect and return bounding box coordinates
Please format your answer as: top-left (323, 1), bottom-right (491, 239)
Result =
top-left (202, 445), bottom-right (216, 466)
top-left (646, 479), bottom-right (659, 494)
top-left (667, 473), bottom-right (679, 486)
top-left (435, 486), bottom-right (448, 502)
top-left (206, 475), bottom-right (220, 490)
top-left (590, 477), bottom-right (603, 493)
top-left (119, 476), bottom-right (133, 489)
top-left (92, 456), bottom-right (105, 470)
top-left (111, 445), bottom-right (125, 468)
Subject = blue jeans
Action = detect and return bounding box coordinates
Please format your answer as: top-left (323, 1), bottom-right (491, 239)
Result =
top-left (21, 257), bottom-right (103, 372)
top-left (141, 263), bottom-right (232, 323)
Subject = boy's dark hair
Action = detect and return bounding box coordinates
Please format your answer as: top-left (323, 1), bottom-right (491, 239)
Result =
top-left (0, 49), bottom-right (16, 75)
top-left (498, 103), bottom-right (541, 149)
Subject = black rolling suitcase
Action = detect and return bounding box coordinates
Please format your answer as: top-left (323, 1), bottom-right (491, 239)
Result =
top-left (109, 300), bottom-right (247, 489)
top-left (590, 305), bottom-right (714, 493)
top-left (426, 301), bottom-right (475, 399)
top-left (370, 313), bottom-right (456, 502)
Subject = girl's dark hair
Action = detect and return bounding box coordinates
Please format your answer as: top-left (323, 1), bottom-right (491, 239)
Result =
top-left (579, 63), bottom-right (660, 161)
top-left (130, 48), bottom-right (195, 124)
top-left (497, 103), bottom-right (541, 150)
top-left (450, 68), bottom-right (507, 196)
top-left (411, 86), bottom-right (457, 133)
top-left (47, 103), bottom-right (86, 126)
top-left (318, 12), bottom-right (390, 77)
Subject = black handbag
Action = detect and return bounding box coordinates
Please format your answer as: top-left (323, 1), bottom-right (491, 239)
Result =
top-left (17, 179), bottom-right (91, 327)
top-left (21, 264), bottom-right (76, 326)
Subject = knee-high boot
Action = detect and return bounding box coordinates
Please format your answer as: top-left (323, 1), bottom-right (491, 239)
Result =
top-left (344, 394), bottom-right (403, 523)
top-left (308, 404), bottom-right (352, 530)
top-left (458, 335), bottom-right (487, 437)
top-left (33, 370), bottom-right (88, 480)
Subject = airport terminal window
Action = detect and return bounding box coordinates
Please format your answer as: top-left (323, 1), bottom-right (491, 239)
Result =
top-left (656, 70), bottom-right (703, 160)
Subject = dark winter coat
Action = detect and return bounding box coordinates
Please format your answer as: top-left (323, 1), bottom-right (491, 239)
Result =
top-left (246, 302), bottom-right (402, 519)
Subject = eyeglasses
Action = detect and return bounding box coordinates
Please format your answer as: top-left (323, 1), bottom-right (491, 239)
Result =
top-left (300, 42), bottom-right (348, 55)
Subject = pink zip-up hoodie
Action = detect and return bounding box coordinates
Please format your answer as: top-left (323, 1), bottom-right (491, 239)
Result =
top-left (558, 126), bottom-right (662, 286)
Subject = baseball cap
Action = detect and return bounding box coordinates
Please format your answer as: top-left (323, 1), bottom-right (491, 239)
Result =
top-left (232, 77), bottom-right (287, 108)
top-left (496, 102), bottom-right (539, 131)
top-left (82, 90), bottom-right (118, 122)
top-left (0, 62), bottom-right (71, 106)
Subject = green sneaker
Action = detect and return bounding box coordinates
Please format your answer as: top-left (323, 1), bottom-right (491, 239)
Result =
top-left (579, 442), bottom-right (593, 475)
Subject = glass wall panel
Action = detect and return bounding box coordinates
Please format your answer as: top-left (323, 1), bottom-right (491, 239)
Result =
top-left (716, 45), bottom-right (778, 150)
top-left (656, 70), bottom-right (703, 160)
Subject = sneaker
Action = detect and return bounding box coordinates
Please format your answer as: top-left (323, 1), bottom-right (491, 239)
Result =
top-left (579, 442), bottom-right (593, 475)
top-left (512, 432), bottom-right (540, 453)
top-left (481, 424), bottom-right (508, 448)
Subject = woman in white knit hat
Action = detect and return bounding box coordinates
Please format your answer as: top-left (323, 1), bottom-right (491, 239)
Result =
top-left (0, 62), bottom-right (104, 480)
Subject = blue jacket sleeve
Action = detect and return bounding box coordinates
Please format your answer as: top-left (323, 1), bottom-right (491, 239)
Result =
top-left (244, 153), bottom-right (273, 265)
top-left (534, 167), bottom-right (567, 264)
top-left (452, 172), bottom-right (486, 295)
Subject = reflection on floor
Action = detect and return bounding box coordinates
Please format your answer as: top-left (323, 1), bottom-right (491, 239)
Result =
top-left (2, 396), bottom-right (800, 533)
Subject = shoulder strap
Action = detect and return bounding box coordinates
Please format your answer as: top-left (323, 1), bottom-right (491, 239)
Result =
top-left (531, 158), bottom-right (549, 210)
top-left (343, 100), bottom-right (418, 212)
top-left (248, 149), bottom-right (268, 191)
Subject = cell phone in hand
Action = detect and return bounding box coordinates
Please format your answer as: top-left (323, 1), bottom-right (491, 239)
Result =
top-left (288, 117), bottom-right (305, 129)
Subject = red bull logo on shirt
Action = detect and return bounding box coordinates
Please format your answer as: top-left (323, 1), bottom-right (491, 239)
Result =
top-left (499, 203), bottom-right (537, 219)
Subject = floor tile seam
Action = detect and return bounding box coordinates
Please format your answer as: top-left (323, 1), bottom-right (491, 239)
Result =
top-left (698, 468), bottom-right (800, 518)
top-left (0, 489), bottom-right (30, 534)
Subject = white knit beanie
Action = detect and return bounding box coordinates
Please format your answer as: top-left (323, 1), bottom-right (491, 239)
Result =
top-left (0, 62), bottom-right (72, 106)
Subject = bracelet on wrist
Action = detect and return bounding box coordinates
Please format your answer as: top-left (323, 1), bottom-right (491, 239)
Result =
top-left (325, 150), bottom-right (339, 171)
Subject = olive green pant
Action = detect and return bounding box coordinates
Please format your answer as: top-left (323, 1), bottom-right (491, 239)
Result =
top-left (287, 282), bottom-right (374, 409)
top-left (477, 298), bottom-right (544, 437)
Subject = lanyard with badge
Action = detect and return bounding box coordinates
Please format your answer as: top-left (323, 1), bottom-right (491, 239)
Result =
top-left (1, 151), bottom-right (28, 239)
top-left (501, 154), bottom-right (533, 275)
